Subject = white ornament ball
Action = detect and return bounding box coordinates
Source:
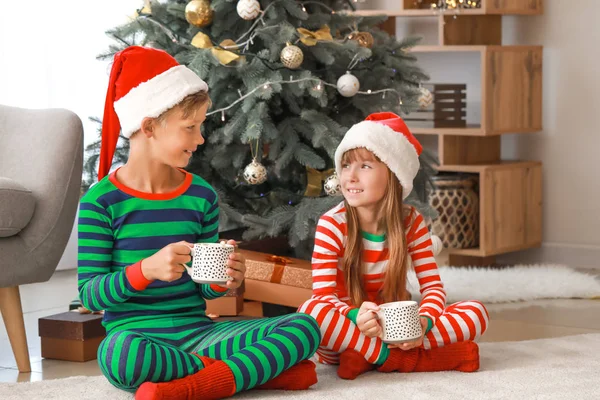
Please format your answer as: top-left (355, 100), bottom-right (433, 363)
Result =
top-left (337, 72), bottom-right (360, 97)
top-left (418, 86), bottom-right (433, 109)
top-left (280, 45), bottom-right (304, 69)
top-left (243, 158), bottom-right (267, 185)
top-left (324, 173), bottom-right (341, 196)
top-left (431, 234), bottom-right (443, 256)
top-left (237, 0), bottom-right (261, 20)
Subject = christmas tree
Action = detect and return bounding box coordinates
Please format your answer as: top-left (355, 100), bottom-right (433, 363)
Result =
top-left (84, 0), bottom-right (437, 258)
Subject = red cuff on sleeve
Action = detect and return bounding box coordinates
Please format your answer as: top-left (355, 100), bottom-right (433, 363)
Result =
top-left (210, 284), bottom-right (229, 293)
top-left (126, 260), bottom-right (154, 291)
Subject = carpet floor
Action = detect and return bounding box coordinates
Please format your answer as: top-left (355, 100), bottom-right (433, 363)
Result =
top-left (1, 333), bottom-right (598, 400)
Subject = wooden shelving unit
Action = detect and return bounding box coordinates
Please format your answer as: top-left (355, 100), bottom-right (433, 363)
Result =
top-left (354, 0), bottom-right (543, 16)
top-left (359, 0), bottom-right (544, 266)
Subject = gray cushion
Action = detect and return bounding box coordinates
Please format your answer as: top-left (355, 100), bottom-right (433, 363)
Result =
top-left (0, 177), bottom-right (35, 237)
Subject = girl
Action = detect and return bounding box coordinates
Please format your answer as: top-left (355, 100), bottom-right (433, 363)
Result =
top-left (299, 112), bottom-right (489, 380)
top-left (79, 46), bottom-right (320, 400)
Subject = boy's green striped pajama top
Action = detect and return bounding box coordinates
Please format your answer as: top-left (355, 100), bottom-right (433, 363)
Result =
top-left (78, 171), bottom-right (320, 392)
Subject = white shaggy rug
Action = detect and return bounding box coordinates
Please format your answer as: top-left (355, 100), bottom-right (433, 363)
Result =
top-left (1, 334), bottom-right (599, 400)
top-left (408, 264), bottom-right (600, 303)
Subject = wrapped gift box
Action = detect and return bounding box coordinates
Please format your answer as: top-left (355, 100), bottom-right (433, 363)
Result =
top-left (38, 311), bottom-right (106, 362)
top-left (239, 249), bottom-right (313, 308)
top-left (206, 281), bottom-right (245, 316)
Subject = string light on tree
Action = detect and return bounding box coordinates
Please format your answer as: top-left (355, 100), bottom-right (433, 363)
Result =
top-left (185, 0), bottom-right (213, 27)
top-left (336, 71), bottom-right (360, 97)
top-left (280, 43), bottom-right (304, 69)
top-left (236, 0), bottom-right (261, 20)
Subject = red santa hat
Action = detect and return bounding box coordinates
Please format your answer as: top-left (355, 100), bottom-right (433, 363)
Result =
top-left (334, 112), bottom-right (423, 199)
top-left (98, 46), bottom-right (208, 180)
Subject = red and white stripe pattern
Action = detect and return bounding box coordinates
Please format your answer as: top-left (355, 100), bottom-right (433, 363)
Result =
top-left (299, 298), bottom-right (385, 364)
top-left (298, 202), bottom-right (489, 363)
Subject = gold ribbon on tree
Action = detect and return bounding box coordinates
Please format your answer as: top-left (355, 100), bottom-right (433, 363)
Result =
top-left (297, 25), bottom-right (333, 46)
top-left (191, 32), bottom-right (242, 65)
top-left (305, 167), bottom-right (335, 197)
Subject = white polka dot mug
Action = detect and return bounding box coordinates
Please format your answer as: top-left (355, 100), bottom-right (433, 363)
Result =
top-left (375, 301), bottom-right (423, 344)
top-left (184, 242), bottom-right (235, 285)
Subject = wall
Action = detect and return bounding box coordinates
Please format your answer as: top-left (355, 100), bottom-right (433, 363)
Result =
top-left (0, 1), bottom-right (141, 270)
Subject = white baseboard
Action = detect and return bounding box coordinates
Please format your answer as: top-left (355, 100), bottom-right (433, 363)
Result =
top-left (497, 242), bottom-right (600, 271)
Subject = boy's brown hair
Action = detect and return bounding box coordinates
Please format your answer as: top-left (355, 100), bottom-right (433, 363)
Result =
top-left (155, 91), bottom-right (212, 124)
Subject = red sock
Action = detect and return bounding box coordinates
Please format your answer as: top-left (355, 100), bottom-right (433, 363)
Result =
top-left (337, 349), bottom-right (375, 380)
top-left (135, 358), bottom-right (236, 400)
top-left (378, 341), bottom-right (479, 373)
top-left (255, 359), bottom-right (318, 390)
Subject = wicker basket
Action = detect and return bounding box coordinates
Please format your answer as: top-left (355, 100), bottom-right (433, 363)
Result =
top-left (428, 175), bottom-right (479, 249)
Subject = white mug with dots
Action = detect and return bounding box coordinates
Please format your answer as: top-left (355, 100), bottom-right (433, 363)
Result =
top-left (184, 242), bottom-right (235, 285)
top-left (375, 301), bottom-right (423, 343)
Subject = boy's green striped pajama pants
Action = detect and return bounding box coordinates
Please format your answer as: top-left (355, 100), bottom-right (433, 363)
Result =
top-left (98, 313), bottom-right (320, 392)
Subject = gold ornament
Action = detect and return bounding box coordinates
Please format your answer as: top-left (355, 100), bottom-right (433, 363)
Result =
top-left (297, 25), bottom-right (333, 46)
top-left (185, 0), bottom-right (213, 28)
top-left (280, 43), bottom-right (304, 69)
top-left (305, 167), bottom-right (335, 197)
top-left (348, 32), bottom-right (374, 48)
top-left (191, 32), bottom-right (242, 65)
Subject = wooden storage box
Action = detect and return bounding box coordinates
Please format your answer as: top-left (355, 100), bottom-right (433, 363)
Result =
top-left (206, 281), bottom-right (245, 316)
top-left (38, 311), bottom-right (105, 362)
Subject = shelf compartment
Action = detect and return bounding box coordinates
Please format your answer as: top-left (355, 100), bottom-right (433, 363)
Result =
top-left (435, 161), bottom-right (542, 257)
top-left (407, 46), bottom-right (542, 136)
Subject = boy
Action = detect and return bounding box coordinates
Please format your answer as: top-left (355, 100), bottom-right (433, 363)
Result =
top-left (78, 46), bottom-right (320, 400)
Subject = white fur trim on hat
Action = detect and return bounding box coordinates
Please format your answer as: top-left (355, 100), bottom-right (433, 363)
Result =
top-left (335, 120), bottom-right (420, 199)
top-left (114, 65), bottom-right (208, 138)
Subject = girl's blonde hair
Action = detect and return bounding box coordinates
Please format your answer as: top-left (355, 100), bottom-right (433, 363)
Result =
top-left (341, 148), bottom-right (410, 306)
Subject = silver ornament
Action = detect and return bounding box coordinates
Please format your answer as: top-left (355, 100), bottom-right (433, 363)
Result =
top-left (243, 158), bottom-right (267, 185)
top-left (336, 72), bottom-right (360, 97)
top-left (280, 44), bottom-right (304, 69)
top-left (324, 172), bottom-right (341, 196)
top-left (418, 86), bottom-right (433, 109)
top-left (236, 0), bottom-right (261, 20)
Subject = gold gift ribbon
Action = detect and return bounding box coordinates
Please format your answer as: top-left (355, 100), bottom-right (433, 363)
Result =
top-left (191, 32), bottom-right (242, 65)
top-left (266, 255), bottom-right (294, 284)
top-left (305, 167), bottom-right (335, 197)
top-left (297, 25), bottom-right (333, 46)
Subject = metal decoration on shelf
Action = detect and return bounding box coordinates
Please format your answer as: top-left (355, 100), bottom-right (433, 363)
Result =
top-left (428, 175), bottom-right (479, 249)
